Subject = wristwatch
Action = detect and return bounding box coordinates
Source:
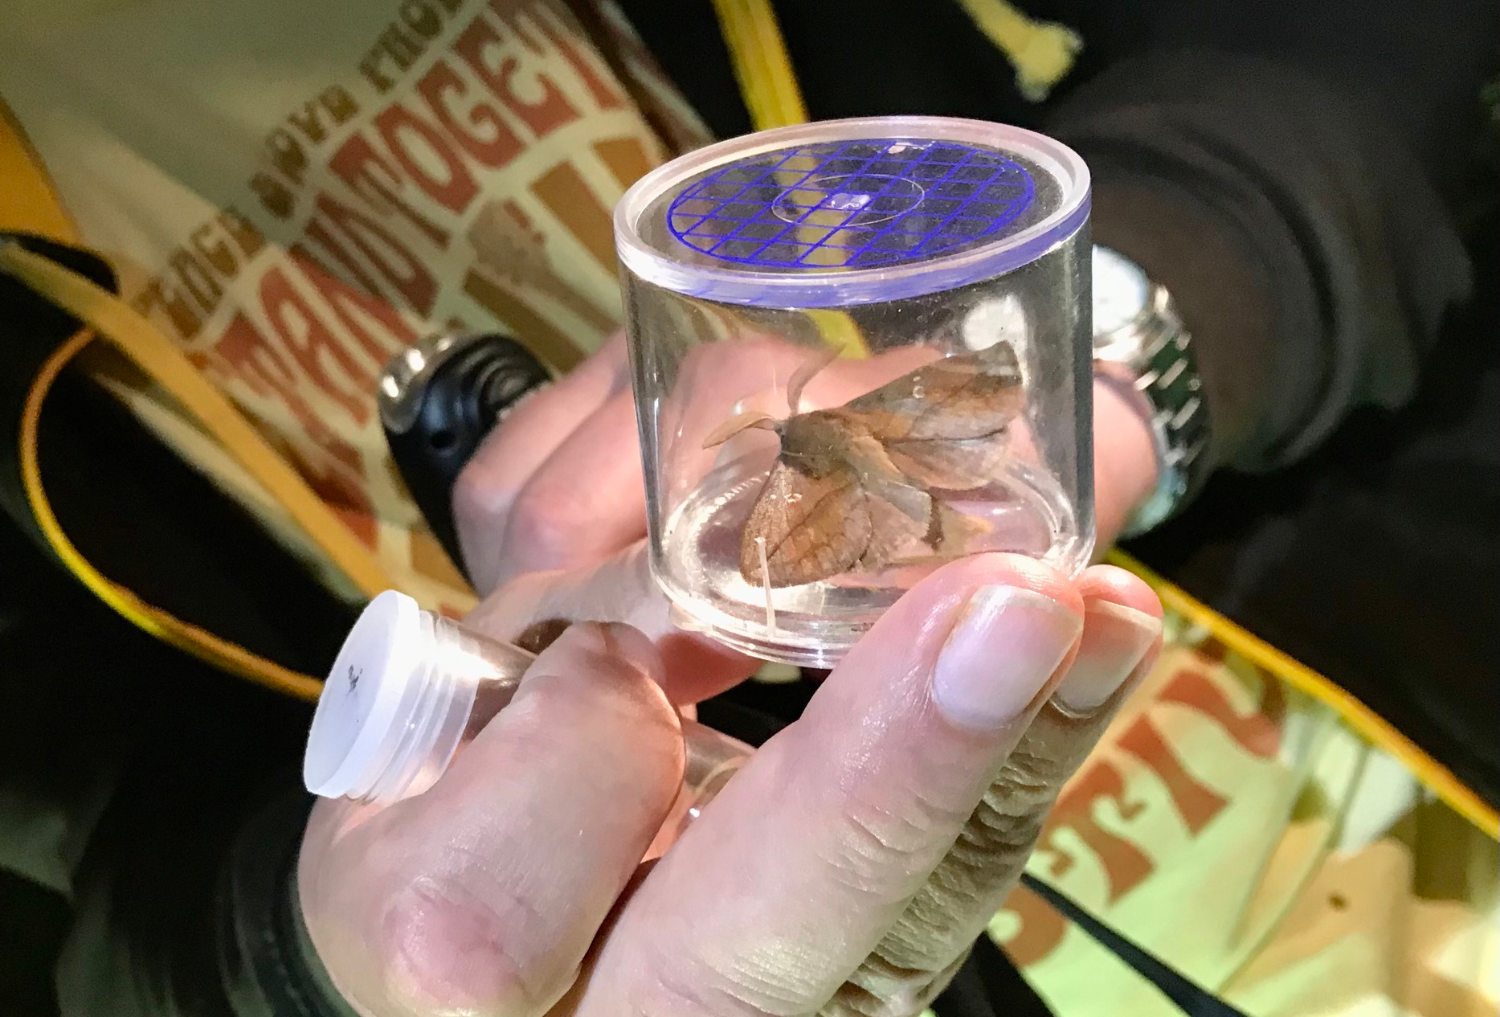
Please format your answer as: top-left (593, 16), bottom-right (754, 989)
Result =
top-left (1091, 245), bottom-right (1212, 538)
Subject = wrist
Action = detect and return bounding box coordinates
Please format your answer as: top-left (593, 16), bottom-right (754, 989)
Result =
top-left (1091, 373), bottom-right (1160, 548)
top-left (1090, 245), bottom-right (1213, 541)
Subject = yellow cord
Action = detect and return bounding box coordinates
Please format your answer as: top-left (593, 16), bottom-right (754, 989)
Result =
top-left (1, 243), bottom-right (394, 600)
top-left (708, 0), bottom-right (808, 132)
top-left (19, 327), bottom-right (323, 702)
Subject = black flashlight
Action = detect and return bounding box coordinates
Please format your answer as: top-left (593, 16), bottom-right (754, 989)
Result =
top-left (377, 332), bottom-right (551, 581)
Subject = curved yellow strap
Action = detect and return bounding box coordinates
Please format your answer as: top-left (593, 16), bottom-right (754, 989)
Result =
top-left (18, 326), bottom-right (323, 703)
top-left (707, 0), bottom-right (870, 361)
top-left (709, 0), bottom-right (808, 133)
top-left (1, 243), bottom-right (394, 601)
top-left (3, 99), bottom-right (371, 701)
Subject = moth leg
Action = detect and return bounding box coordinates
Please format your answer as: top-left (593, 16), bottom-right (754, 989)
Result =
top-left (926, 501), bottom-right (991, 554)
top-left (786, 344), bottom-right (842, 414)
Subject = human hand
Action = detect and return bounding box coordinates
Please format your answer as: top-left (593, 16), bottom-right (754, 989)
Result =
top-left (298, 552), bottom-right (1162, 1016)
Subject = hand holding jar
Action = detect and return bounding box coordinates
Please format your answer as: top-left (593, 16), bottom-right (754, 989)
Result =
top-left (297, 335), bottom-right (1163, 1015)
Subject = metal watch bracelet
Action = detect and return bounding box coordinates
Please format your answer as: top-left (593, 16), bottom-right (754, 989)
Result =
top-left (1094, 281), bottom-right (1212, 539)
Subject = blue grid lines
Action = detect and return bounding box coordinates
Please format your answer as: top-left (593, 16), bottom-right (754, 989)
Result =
top-left (666, 139), bottom-right (1035, 270)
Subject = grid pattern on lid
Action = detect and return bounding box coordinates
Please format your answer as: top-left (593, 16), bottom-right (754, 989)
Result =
top-left (666, 139), bottom-right (1036, 270)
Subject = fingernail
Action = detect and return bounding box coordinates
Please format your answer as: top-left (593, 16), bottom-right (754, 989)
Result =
top-left (933, 587), bottom-right (1083, 729)
top-left (1053, 601), bottom-right (1162, 714)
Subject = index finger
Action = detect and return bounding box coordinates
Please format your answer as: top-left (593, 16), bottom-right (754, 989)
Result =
top-left (454, 334), bottom-right (628, 594)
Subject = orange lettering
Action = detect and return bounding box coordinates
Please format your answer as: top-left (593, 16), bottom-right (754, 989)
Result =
top-left (295, 229), bottom-right (383, 303)
top-left (252, 172), bottom-right (297, 220)
top-left (531, 1), bottom-right (625, 110)
top-left (373, 102), bottom-right (479, 213)
top-left (1034, 761), bottom-right (1154, 903)
top-left (322, 85), bottom-right (360, 125)
top-left (169, 249), bottom-right (223, 314)
top-left (279, 437), bottom-right (379, 547)
top-left (190, 222), bottom-right (237, 278)
top-left (266, 127), bottom-right (309, 186)
top-left (220, 209), bottom-right (267, 261)
top-left (292, 252), bottom-right (418, 367)
top-left (134, 276), bottom-right (201, 340)
top-left (399, 0), bottom-right (443, 39)
top-left (999, 884), bottom-right (1070, 968)
top-left (1117, 715), bottom-right (1229, 835)
top-left (209, 313), bottom-right (362, 474)
top-left (329, 133), bottom-right (451, 247)
top-left (1158, 668), bottom-right (1284, 760)
top-left (258, 266), bottom-right (375, 425)
top-left (310, 193), bottom-right (440, 316)
top-left (288, 100), bottom-right (330, 145)
top-left (454, 14), bottom-right (579, 137)
top-left (416, 58), bottom-right (525, 167)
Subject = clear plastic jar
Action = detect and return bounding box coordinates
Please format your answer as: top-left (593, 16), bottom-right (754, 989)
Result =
top-left (615, 117), bottom-right (1094, 667)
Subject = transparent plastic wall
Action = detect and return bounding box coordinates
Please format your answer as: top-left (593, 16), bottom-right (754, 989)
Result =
top-left (616, 118), bottom-right (1094, 666)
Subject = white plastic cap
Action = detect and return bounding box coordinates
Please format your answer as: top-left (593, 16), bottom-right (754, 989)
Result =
top-left (303, 590), bottom-right (475, 803)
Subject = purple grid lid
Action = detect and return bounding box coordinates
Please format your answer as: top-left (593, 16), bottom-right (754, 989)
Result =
top-left (616, 117), bottom-right (1089, 309)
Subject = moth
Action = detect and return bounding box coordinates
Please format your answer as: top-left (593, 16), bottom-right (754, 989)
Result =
top-left (703, 341), bottom-right (1024, 588)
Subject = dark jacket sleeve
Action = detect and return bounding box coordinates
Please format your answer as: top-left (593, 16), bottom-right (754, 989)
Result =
top-left (1046, 49), bottom-right (1477, 473)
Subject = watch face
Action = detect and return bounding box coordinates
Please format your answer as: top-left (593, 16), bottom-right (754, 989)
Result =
top-left (1092, 245), bottom-right (1150, 337)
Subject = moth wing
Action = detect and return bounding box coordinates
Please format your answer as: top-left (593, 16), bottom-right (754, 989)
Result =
top-left (845, 343), bottom-right (1023, 442)
top-left (858, 486), bottom-right (933, 572)
top-left (883, 434), bottom-right (1012, 490)
top-left (740, 460), bottom-right (871, 588)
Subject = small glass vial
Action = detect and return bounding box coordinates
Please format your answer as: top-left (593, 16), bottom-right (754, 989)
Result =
top-left (615, 116), bottom-right (1095, 667)
top-left (303, 591), bottom-right (751, 826)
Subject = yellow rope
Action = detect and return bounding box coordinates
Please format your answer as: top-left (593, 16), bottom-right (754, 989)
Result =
top-left (0, 243), bottom-right (394, 600)
top-left (18, 327), bottom-right (323, 702)
top-left (708, 0), bottom-right (808, 132)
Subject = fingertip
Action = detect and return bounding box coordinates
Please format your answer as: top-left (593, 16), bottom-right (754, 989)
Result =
top-left (1052, 568), bottom-right (1165, 716)
top-left (905, 552), bottom-right (1086, 619)
top-left (841, 552), bottom-right (1086, 703)
top-left (1077, 564), bottom-right (1163, 619)
top-left (596, 622), bottom-right (668, 690)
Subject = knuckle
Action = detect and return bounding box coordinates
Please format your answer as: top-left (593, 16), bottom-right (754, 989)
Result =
top-left (826, 947), bottom-right (967, 1017)
top-left (969, 763), bottom-right (1055, 861)
top-left (378, 872), bottom-right (546, 1017)
top-left (502, 484), bottom-right (587, 564)
top-left (452, 428), bottom-right (523, 527)
top-left (452, 454), bottom-right (503, 523)
top-left (824, 786), bottom-right (973, 897)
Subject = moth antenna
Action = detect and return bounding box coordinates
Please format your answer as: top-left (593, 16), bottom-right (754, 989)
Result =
top-left (786, 345), bottom-right (842, 414)
top-left (756, 536), bottom-right (776, 630)
top-left (702, 411), bottom-right (776, 449)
